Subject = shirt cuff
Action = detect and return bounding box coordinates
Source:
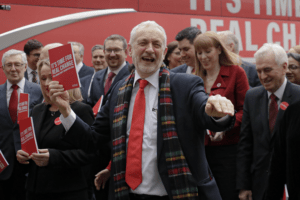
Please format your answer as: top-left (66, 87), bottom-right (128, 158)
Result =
top-left (212, 115), bottom-right (230, 123)
top-left (60, 109), bottom-right (76, 132)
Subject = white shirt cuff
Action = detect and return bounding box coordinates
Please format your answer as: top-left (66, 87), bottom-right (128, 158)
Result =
top-left (60, 109), bottom-right (76, 132)
top-left (212, 115), bottom-right (230, 123)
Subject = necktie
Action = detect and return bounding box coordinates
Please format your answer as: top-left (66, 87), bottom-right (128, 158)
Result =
top-left (31, 71), bottom-right (37, 83)
top-left (104, 72), bottom-right (116, 95)
top-left (269, 93), bottom-right (278, 134)
top-left (9, 85), bottom-right (19, 123)
top-left (125, 79), bottom-right (148, 190)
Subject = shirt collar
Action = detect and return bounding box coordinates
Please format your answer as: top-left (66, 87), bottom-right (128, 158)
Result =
top-left (267, 78), bottom-right (287, 101)
top-left (7, 77), bottom-right (25, 91)
top-left (27, 66), bottom-right (37, 74)
top-left (76, 62), bottom-right (83, 72)
top-left (134, 67), bottom-right (159, 89)
top-left (107, 61), bottom-right (126, 75)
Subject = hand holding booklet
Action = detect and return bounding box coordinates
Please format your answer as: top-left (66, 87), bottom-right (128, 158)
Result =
top-left (48, 43), bottom-right (81, 91)
top-left (19, 117), bottom-right (39, 156)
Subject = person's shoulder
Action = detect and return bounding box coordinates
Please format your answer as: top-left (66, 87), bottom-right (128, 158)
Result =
top-left (242, 60), bottom-right (256, 68)
top-left (94, 68), bottom-right (107, 78)
top-left (245, 85), bottom-right (265, 97)
top-left (31, 102), bottom-right (46, 115)
top-left (288, 81), bottom-right (300, 93)
top-left (71, 101), bottom-right (91, 110)
top-left (170, 71), bottom-right (203, 88)
top-left (170, 64), bottom-right (188, 73)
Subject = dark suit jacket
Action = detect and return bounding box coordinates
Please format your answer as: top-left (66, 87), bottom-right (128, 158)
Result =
top-left (236, 81), bottom-right (300, 200)
top-left (264, 100), bottom-right (300, 200)
top-left (63, 71), bottom-right (236, 200)
top-left (241, 60), bottom-right (261, 88)
top-left (0, 80), bottom-right (43, 181)
top-left (80, 73), bottom-right (94, 104)
top-left (170, 64), bottom-right (188, 73)
top-left (24, 70), bottom-right (28, 80)
top-left (88, 62), bottom-right (131, 107)
top-left (78, 63), bottom-right (94, 79)
top-left (205, 65), bottom-right (249, 146)
top-left (26, 101), bottom-right (94, 194)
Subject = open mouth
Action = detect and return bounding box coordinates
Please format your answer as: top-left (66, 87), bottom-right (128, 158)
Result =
top-left (142, 57), bottom-right (155, 62)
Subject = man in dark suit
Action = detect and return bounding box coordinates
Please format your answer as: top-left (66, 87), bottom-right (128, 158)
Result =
top-left (236, 43), bottom-right (300, 200)
top-left (87, 34), bottom-right (131, 107)
top-left (80, 45), bottom-right (108, 103)
top-left (50, 21), bottom-right (236, 200)
top-left (23, 39), bottom-right (43, 84)
top-left (0, 49), bottom-right (43, 200)
top-left (172, 27), bottom-right (201, 74)
top-left (69, 42), bottom-right (94, 79)
top-left (218, 31), bottom-right (261, 88)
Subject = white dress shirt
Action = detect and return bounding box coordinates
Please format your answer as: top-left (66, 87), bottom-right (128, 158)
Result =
top-left (6, 78), bottom-right (25, 107)
top-left (186, 66), bottom-right (194, 74)
top-left (26, 67), bottom-right (39, 83)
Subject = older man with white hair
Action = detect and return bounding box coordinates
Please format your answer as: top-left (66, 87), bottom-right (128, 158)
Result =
top-left (236, 43), bottom-right (300, 200)
top-left (0, 49), bottom-right (42, 199)
top-left (218, 31), bottom-right (260, 88)
top-left (49, 21), bottom-right (236, 200)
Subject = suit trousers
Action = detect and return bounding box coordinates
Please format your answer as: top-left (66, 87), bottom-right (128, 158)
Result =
top-left (0, 160), bottom-right (27, 200)
top-left (205, 144), bottom-right (239, 200)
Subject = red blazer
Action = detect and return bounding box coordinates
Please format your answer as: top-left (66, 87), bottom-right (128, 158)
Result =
top-left (205, 65), bottom-right (250, 146)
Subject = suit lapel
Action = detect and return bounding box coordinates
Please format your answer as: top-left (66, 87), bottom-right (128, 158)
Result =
top-left (260, 89), bottom-right (271, 143)
top-left (100, 68), bottom-right (108, 91)
top-left (0, 83), bottom-right (14, 125)
top-left (33, 104), bottom-right (49, 144)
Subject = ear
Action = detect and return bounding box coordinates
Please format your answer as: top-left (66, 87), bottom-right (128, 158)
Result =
top-left (128, 44), bottom-right (133, 57)
top-left (163, 47), bottom-right (168, 60)
top-left (217, 46), bottom-right (222, 55)
top-left (282, 62), bottom-right (288, 73)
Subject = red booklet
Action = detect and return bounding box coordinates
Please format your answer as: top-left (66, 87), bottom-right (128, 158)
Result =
top-left (19, 117), bottom-right (39, 155)
top-left (48, 43), bottom-right (81, 91)
top-left (18, 93), bottom-right (29, 123)
top-left (0, 150), bottom-right (9, 173)
top-left (92, 95), bottom-right (103, 118)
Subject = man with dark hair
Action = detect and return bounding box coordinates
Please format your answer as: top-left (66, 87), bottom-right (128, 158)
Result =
top-left (69, 41), bottom-right (94, 79)
top-left (88, 34), bottom-right (131, 107)
top-left (172, 27), bottom-right (201, 74)
top-left (23, 39), bottom-right (43, 83)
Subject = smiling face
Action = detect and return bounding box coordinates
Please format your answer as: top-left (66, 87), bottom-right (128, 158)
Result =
top-left (104, 39), bottom-right (127, 70)
top-left (129, 26), bottom-right (167, 78)
top-left (196, 46), bottom-right (221, 71)
top-left (286, 56), bottom-right (300, 85)
top-left (256, 52), bottom-right (287, 93)
top-left (168, 47), bottom-right (182, 69)
top-left (92, 49), bottom-right (107, 71)
top-left (26, 48), bottom-right (42, 70)
top-left (39, 63), bottom-right (52, 98)
top-left (3, 54), bottom-right (27, 85)
top-left (178, 38), bottom-right (195, 68)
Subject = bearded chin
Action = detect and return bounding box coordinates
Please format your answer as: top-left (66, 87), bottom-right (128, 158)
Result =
top-left (133, 55), bottom-right (164, 75)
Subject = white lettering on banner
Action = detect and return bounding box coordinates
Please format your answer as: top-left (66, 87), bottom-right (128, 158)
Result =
top-left (227, 0), bottom-right (241, 14)
top-left (229, 20), bottom-right (243, 51)
top-left (267, 0), bottom-right (272, 15)
top-left (245, 21), bottom-right (258, 51)
top-left (190, 0), bottom-right (197, 10)
top-left (254, 0), bottom-right (260, 14)
top-left (267, 22), bottom-right (281, 45)
top-left (283, 23), bottom-right (296, 50)
top-left (190, 0), bottom-right (211, 11)
top-left (191, 18), bottom-right (207, 33)
top-left (275, 0), bottom-right (292, 16)
top-left (296, 0), bottom-right (300, 17)
top-left (210, 20), bottom-right (224, 32)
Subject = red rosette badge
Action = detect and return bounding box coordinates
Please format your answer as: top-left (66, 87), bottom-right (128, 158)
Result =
top-left (280, 102), bottom-right (289, 110)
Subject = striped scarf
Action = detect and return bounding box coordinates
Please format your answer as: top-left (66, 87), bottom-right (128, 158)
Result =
top-left (112, 66), bottom-right (198, 200)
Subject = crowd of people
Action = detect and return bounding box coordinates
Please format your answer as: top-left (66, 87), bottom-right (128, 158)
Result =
top-left (1, 20), bottom-right (300, 200)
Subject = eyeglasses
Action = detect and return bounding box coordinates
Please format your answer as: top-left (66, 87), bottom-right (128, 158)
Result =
top-left (288, 65), bottom-right (300, 71)
top-left (4, 63), bottom-right (25, 69)
top-left (105, 48), bottom-right (124, 54)
top-left (30, 53), bottom-right (40, 58)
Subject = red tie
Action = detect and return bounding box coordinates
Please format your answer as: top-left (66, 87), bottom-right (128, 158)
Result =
top-left (269, 94), bottom-right (278, 134)
top-left (104, 72), bottom-right (116, 95)
top-left (125, 79), bottom-right (148, 190)
top-left (9, 85), bottom-right (19, 123)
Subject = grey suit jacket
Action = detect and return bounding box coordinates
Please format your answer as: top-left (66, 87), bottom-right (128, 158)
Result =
top-left (0, 80), bottom-right (43, 180)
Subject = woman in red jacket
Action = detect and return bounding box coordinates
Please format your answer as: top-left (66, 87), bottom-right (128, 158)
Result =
top-left (193, 31), bottom-right (249, 200)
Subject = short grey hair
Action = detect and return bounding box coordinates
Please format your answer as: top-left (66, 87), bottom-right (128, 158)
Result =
top-left (91, 45), bottom-right (104, 54)
top-left (218, 31), bottom-right (239, 54)
top-left (2, 49), bottom-right (27, 66)
top-left (254, 43), bottom-right (288, 66)
top-left (104, 35), bottom-right (127, 50)
top-left (129, 21), bottom-right (167, 48)
top-left (69, 42), bottom-right (84, 56)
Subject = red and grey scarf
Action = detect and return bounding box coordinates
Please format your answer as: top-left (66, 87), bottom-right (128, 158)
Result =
top-left (112, 66), bottom-right (198, 200)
